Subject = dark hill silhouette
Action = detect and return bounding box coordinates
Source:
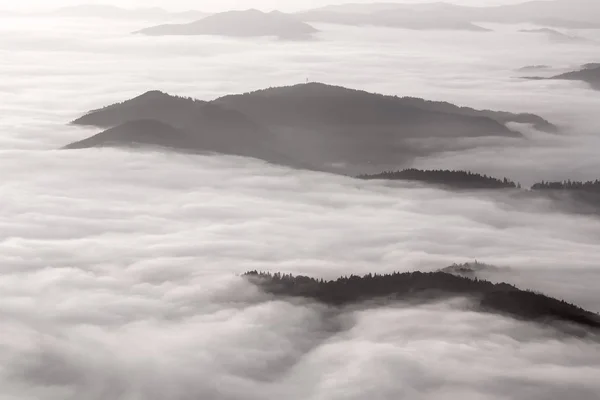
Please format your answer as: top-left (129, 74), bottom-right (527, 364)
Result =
top-left (301, 0), bottom-right (600, 29)
top-left (214, 83), bottom-right (553, 169)
top-left (583, 63), bottom-right (600, 70)
top-left (136, 10), bottom-right (318, 40)
top-left (356, 169), bottom-right (600, 213)
top-left (390, 96), bottom-right (556, 133)
top-left (215, 83), bottom-right (516, 138)
top-left (357, 168), bottom-right (520, 190)
top-left (531, 180), bottom-right (600, 212)
top-left (67, 83), bottom-right (556, 172)
top-left (214, 83), bottom-right (556, 134)
top-left (524, 64), bottom-right (600, 91)
top-left (244, 270), bottom-right (600, 334)
top-left (532, 180), bottom-right (600, 193)
top-left (550, 65), bottom-right (600, 90)
top-left (70, 91), bottom-right (294, 162)
top-left (73, 90), bottom-right (200, 128)
top-left (64, 120), bottom-right (194, 151)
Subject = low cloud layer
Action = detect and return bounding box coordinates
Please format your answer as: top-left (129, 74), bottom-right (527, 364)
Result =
top-left (1, 11), bottom-right (600, 400)
top-left (2, 149), bottom-right (600, 399)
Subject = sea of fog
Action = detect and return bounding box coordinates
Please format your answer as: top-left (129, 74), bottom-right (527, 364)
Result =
top-left (1, 14), bottom-right (600, 399)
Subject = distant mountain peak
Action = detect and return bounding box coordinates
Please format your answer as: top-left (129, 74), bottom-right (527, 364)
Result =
top-left (136, 9), bottom-right (318, 39)
top-left (298, 0), bottom-right (600, 29)
top-left (537, 64), bottom-right (600, 91)
top-left (135, 90), bottom-right (170, 99)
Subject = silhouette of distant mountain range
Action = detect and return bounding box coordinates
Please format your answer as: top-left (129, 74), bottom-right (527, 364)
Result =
top-left (358, 169), bottom-right (520, 190)
top-left (297, 7), bottom-right (488, 31)
top-left (362, 170), bottom-right (600, 213)
top-left (65, 119), bottom-right (193, 151)
top-left (68, 90), bottom-right (293, 164)
top-left (136, 10), bottom-right (318, 40)
top-left (67, 83), bottom-right (556, 172)
top-left (530, 180), bottom-right (600, 213)
top-left (526, 64), bottom-right (600, 91)
top-left (299, 0), bottom-right (600, 30)
top-left (551, 65), bottom-right (600, 90)
top-left (583, 63), bottom-right (600, 70)
top-left (244, 270), bottom-right (600, 334)
top-left (519, 28), bottom-right (589, 43)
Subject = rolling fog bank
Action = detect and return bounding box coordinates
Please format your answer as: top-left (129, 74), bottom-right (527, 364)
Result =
top-left (1, 9), bottom-right (600, 399)
top-left (2, 149), bottom-right (600, 399)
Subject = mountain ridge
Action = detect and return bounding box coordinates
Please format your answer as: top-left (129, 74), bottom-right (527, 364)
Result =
top-left (67, 83), bottom-right (557, 173)
top-left (525, 64), bottom-right (600, 91)
top-left (244, 270), bottom-right (600, 335)
top-left (136, 9), bottom-right (318, 40)
top-left (299, 0), bottom-right (600, 29)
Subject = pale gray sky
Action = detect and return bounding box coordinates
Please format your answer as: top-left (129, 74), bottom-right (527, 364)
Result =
top-left (4, 0), bottom-right (548, 12)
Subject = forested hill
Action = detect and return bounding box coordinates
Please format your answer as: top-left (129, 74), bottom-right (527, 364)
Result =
top-left (532, 180), bottom-right (600, 193)
top-left (68, 83), bottom-right (557, 173)
top-left (550, 65), bottom-right (600, 91)
top-left (244, 271), bottom-right (600, 333)
top-left (530, 180), bottom-right (600, 212)
top-left (527, 65), bottom-right (600, 91)
top-left (358, 169), bottom-right (520, 189)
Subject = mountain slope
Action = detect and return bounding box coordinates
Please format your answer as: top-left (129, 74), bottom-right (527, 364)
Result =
top-left (70, 91), bottom-right (291, 161)
top-left (300, 0), bottom-right (600, 29)
top-left (214, 83), bottom-right (556, 134)
top-left (244, 270), bottom-right (600, 334)
top-left (64, 119), bottom-right (193, 150)
top-left (358, 169), bottom-right (519, 190)
top-left (67, 83), bottom-right (556, 172)
top-left (136, 9), bottom-right (318, 39)
top-left (551, 65), bottom-right (600, 90)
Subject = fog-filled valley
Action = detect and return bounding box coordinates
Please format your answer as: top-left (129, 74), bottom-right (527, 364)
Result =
top-left (1, 2), bottom-right (600, 399)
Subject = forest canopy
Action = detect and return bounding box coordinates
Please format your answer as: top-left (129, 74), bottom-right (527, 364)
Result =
top-left (244, 270), bottom-right (600, 334)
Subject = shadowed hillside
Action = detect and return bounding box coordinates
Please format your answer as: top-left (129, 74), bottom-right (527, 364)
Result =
top-left (67, 83), bottom-right (556, 172)
top-left (532, 180), bottom-right (600, 193)
top-left (215, 83), bottom-right (556, 134)
top-left (64, 119), bottom-right (193, 151)
top-left (70, 91), bottom-right (290, 163)
top-left (526, 64), bottom-right (600, 91)
top-left (531, 180), bottom-right (600, 212)
top-left (358, 168), bottom-right (520, 190)
top-left (244, 271), bottom-right (600, 333)
top-left (550, 65), bottom-right (600, 90)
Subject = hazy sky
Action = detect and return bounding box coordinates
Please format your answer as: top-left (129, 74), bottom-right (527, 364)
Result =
top-left (6, 0), bottom-right (547, 12)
